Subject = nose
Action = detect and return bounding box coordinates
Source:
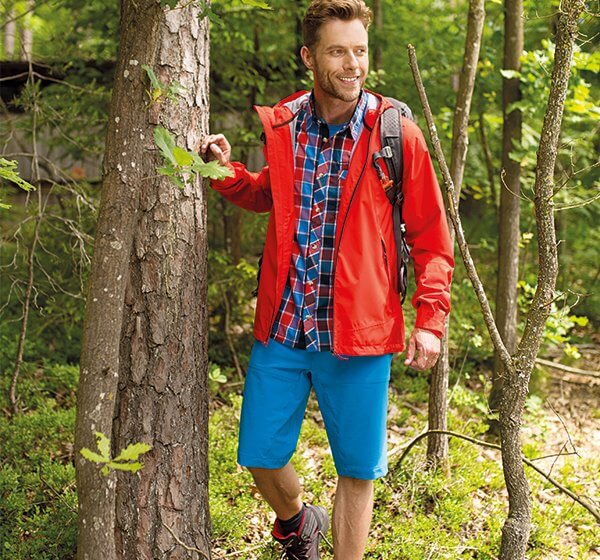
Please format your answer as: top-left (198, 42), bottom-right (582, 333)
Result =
top-left (343, 51), bottom-right (359, 70)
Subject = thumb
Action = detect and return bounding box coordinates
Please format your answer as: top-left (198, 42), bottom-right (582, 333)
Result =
top-left (404, 334), bottom-right (416, 365)
top-left (210, 143), bottom-right (226, 165)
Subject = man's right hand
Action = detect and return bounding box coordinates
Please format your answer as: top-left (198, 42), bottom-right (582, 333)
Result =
top-left (198, 134), bottom-right (231, 166)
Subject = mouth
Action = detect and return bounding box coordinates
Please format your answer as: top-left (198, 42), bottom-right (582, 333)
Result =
top-left (338, 76), bottom-right (360, 86)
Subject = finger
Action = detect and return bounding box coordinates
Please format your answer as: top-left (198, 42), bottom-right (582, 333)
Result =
top-left (414, 338), bottom-right (430, 370)
top-left (404, 335), bottom-right (416, 365)
top-left (200, 134), bottom-right (221, 153)
top-left (210, 142), bottom-right (225, 165)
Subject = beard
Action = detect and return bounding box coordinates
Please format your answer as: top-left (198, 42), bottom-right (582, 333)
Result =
top-left (313, 63), bottom-right (363, 103)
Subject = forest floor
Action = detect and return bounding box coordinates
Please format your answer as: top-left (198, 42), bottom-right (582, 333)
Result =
top-left (1, 345), bottom-right (598, 559)
top-left (209, 346), bottom-right (600, 560)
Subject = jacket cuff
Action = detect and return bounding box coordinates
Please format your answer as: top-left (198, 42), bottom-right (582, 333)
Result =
top-left (414, 306), bottom-right (447, 339)
top-left (210, 162), bottom-right (238, 190)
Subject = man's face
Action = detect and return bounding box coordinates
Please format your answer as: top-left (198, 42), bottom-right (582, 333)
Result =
top-left (302, 18), bottom-right (369, 104)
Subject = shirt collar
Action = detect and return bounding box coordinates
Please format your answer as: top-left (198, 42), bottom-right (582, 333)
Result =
top-left (305, 90), bottom-right (367, 141)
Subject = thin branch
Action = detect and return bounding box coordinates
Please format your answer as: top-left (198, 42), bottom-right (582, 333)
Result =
top-left (554, 189), bottom-right (600, 211)
top-left (219, 285), bottom-right (244, 381)
top-left (406, 44), bottom-right (514, 374)
top-left (536, 357), bottom-right (600, 379)
top-left (394, 429), bottom-right (600, 522)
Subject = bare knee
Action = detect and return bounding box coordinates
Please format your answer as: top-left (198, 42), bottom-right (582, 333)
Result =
top-left (337, 476), bottom-right (373, 496)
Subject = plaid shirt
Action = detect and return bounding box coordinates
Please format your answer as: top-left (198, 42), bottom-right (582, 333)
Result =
top-left (270, 91), bottom-right (372, 352)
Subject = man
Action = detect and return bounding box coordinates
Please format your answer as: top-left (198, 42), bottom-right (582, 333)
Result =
top-left (201, 1), bottom-right (453, 558)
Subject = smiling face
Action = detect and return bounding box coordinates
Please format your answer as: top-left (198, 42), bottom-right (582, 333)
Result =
top-left (301, 18), bottom-right (369, 107)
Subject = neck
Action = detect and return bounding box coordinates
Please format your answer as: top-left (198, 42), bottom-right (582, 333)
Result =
top-left (312, 88), bottom-right (360, 124)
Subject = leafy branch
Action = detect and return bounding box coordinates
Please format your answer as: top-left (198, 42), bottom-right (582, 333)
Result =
top-left (80, 432), bottom-right (152, 476)
top-left (154, 126), bottom-right (233, 188)
top-left (0, 157), bottom-right (36, 210)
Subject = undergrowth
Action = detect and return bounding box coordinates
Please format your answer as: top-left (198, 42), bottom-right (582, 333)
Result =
top-left (1, 361), bottom-right (598, 559)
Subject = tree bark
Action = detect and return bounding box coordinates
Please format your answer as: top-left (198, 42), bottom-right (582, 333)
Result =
top-left (499, 2), bottom-right (583, 556)
top-left (489, 0), bottom-right (523, 433)
top-left (427, 0), bottom-right (485, 471)
top-left (4, 7), bottom-right (16, 58)
top-left (75, 2), bottom-right (211, 559)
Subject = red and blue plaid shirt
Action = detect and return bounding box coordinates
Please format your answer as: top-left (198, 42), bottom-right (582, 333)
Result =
top-left (270, 90), bottom-right (373, 352)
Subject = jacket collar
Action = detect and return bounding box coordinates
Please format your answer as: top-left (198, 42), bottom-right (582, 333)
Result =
top-left (254, 89), bottom-right (393, 131)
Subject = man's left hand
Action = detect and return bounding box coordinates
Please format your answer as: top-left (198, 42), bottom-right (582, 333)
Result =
top-left (404, 328), bottom-right (441, 371)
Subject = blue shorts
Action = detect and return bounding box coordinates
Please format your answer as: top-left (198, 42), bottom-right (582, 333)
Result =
top-left (237, 338), bottom-right (392, 480)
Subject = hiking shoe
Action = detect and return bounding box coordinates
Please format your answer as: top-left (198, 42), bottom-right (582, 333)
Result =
top-left (272, 504), bottom-right (329, 560)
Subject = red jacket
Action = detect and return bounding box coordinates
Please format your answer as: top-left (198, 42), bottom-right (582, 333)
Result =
top-left (211, 90), bottom-right (454, 356)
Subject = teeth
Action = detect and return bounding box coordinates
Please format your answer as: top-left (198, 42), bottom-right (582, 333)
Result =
top-left (340, 77), bottom-right (357, 82)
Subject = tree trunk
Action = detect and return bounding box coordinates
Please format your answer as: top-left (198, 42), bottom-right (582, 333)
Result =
top-left (75, 2), bottom-right (211, 559)
top-left (427, 0), bottom-right (485, 470)
top-left (489, 0), bottom-right (523, 433)
top-left (4, 7), bottom-right (17, 58)
top-left (499, 2), bottom-right (583, 556)
top-left (20, 0), bottom-right (34, 61)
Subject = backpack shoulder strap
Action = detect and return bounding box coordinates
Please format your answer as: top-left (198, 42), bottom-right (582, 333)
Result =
top-left (372, 97), bottom-right (414, 301)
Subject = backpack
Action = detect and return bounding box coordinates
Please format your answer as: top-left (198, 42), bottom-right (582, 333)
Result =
top-left (372, 97), bottom-right (414, 303)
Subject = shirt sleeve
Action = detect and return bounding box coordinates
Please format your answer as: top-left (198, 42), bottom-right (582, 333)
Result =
top-left (401, 119), bottom-right (454, 338)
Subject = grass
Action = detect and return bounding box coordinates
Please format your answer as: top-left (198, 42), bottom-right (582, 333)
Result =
top-left (1, 360), bottom-right (598, 559)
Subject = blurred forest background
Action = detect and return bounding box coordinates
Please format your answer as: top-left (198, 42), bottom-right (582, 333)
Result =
top-left (0, 0), bottom-right (598, 558)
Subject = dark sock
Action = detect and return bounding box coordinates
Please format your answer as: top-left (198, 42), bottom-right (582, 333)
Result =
top-left (277, 504), bottom-right (305, 535)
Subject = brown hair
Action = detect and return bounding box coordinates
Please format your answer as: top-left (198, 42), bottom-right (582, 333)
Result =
top-left (302, 0), bottom-right (372, 51)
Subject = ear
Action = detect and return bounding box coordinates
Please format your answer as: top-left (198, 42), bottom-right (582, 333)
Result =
top-left (300, 45), bottom-right (313, 70)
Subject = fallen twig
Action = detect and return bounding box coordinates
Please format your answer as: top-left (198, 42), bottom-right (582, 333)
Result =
top-left (393, 429), bottom-right (600, 522)
top-left (536, 357), bottom-right (600, 379)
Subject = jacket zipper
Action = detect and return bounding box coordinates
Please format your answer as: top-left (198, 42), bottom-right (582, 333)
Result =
top-left (331, 123), bottom-right (378, 356)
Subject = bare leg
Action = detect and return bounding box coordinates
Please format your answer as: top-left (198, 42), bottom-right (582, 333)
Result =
top-left (332, 476), bottom-right (374, 560)
top-left (247, 463), bottom-right (303, 520)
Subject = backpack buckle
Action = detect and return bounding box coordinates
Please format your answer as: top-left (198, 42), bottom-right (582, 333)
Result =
top-left (380, 145), bottom-right (393, 159)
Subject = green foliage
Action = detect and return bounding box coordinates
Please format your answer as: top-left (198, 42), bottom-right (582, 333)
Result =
top-left (154, 126), bottom-right (233, 188)
top-left (141, 64), bottom-right (187, 104)
top-left (517, 281), bottom-right (589, 359)
top-left (80, 432), bottom-right (152, 476)
top-left (0, 158), bottom-right (36, 209)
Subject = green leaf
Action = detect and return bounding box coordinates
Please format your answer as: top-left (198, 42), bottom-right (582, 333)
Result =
top-left (191, 160), bottom-right (233, 180)
top-left (107, 461), bottom-right (144, 473)
top-left (154, 127), bottom-right (177, 165)
top-left (168, 175), bottom-right (185, 189)
top-left (173, 146), bottom-right (194, 166)
top-left (241, 0), bottom-right (272, 9)
top-left (113, 442), bottom-right (152, 462)
top-left (0, 158), bottom-right (36, 192)
top-left (94, 432), bottom-right (111, 460)
top-left (141, 64), bottom-right (161, 91)
top-left (80, 447), bottom-right (109, 464)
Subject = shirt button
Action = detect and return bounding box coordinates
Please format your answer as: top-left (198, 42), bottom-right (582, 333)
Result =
top-left (308, 280), bottom-right (313, 286)
top-left (317, 173), bottom-right (324, 180)
top-left (311, 243), bottom-right (318, 249)
top-left (323, 137), bottom-right (328, 143)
